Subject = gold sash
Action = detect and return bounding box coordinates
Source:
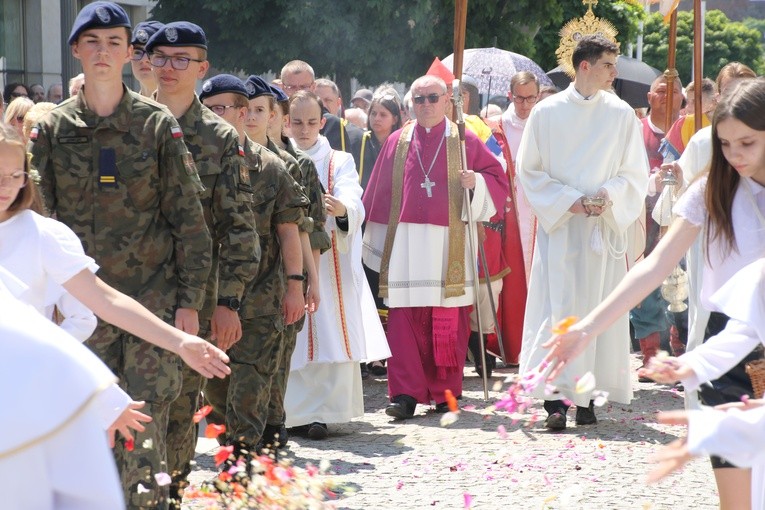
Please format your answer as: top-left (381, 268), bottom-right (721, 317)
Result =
top-left (379, 121), bottom-right (466, 299)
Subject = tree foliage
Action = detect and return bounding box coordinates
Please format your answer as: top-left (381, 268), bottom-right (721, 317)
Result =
top-left (150, 0), bottom-right (645, 96)
top-left (641, 10), bottom-right (765, 84)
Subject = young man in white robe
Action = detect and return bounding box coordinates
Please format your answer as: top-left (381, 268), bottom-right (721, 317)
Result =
top-left (517, 35), bottom-right (649, 430)
top-left (284, 91), bottom-right (389, 439)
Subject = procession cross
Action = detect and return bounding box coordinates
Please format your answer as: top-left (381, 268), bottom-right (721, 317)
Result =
top-left (583, 0), bottom-right (598, 9)
top-left (421, 176), bottom-right (436, 197)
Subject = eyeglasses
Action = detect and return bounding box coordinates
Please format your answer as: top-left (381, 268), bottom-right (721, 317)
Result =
top-left (512, 95), bottom-right (538, 105)
top-left (131, 48), bottom-right (148, 61)
top-left (206, 105), bottom-right (238, 116)
top-left (0, 171), bottom-right (28, 189)
top-left (282, 83), bottom-right (313, 93)
top-left (149, 54), bottom-right (205, 70)
top-left (413, 93), bottom-right (444, 105)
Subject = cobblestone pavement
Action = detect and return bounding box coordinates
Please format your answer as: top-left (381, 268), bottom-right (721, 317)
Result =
top-left (185, 354), bottom-right (719, 509)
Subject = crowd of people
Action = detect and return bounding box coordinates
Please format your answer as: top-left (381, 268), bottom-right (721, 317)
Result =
top-left (4, 1), bottom-right (765, 509)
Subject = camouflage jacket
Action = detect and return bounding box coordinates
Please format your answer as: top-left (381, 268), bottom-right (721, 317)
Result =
top-left (240, 136), bottom-right (307, 319)
top-left (280, 137), bottom-right (331, 253)
top-left (30, 85), bottom-right (211, 314)
top-left (177, 97), bottom-right (260, 323)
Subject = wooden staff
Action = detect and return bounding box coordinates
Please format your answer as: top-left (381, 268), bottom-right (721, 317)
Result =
top-left (693, 0), bottom-right (703, 131)
top-left (664, 9), bottom-right (679, 135)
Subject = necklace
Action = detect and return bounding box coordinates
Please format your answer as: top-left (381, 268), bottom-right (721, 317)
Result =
top-left (413, 129), bottom-right (445, 198)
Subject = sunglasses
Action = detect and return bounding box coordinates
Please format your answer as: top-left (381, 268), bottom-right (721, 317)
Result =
top-left (413, 93), bottom-right (444, 105)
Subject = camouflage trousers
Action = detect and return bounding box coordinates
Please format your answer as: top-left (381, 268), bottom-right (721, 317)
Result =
top-left (266, 318), bottom-right (300, 425)
top-left (87, 321), bottom-right (182, 510)
top-left (206, 315), bottom-right (286, 448)
top-left (165, 325), bottom-right (208, 503)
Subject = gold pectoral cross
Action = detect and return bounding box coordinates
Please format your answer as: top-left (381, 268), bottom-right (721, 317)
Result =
top-left (421, 176), bottom-right (435, 198)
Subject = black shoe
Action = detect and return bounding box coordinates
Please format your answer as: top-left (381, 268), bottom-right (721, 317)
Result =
top-left (360, 362), bottom-right (370, 380)
top-left (385, 394), bottom-right (417, 420)
top-left (544, 411), bottom-right (567, 430)
top-left (307, 422), bottom-right (328, 440)
top-left (468, 332), bottom-right (494, 378)
top-left (261, 423), bottom-right (288, 450)
top-left (287, 424), bottom-right (310, 436)
top-left (575, 401), bottom-right (597, 425)
top-left (369, 360), bottom-right (387, 376)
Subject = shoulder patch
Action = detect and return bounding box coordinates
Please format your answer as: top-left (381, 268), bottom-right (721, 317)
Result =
top-left (238, 145), bottom-right (245, 157)
top-left (239, 164), bottom-right (250, 185)
top-left (182, 152), bottom-right (197, 176)
top-left (171, 125), bottom-right (183, 139)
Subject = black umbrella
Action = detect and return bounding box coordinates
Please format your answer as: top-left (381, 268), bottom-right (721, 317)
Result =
top-left (546, 55), bottom-right (663, 108)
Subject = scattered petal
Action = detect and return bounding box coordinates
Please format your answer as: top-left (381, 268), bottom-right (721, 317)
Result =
top-left (492, 380), bottom-right (503, 392)
top-left (497, 425), bottom-right (508, 439)
top-left (214, 445), bottom-right (234, 466)
top-left (193, 405), bottom-right (213, 424)
top-left (205, 423), bottom-right (226, 438)
top-left (575, 372), bottom-right (596, 394)
top-left (125, 437), bottom-right (134, 452)
top-left (154, 472), bottom-right (172, 486)
top-left (444, 389), bottom-right (459, 412)
top-left (136, 483), bottom-right (150, 494)
top-left (141, 438), bottom-right (154, 449)
top-left (593, 390), bottom-right (610, 407)
top-left (552, 316), bottom-right (579, 335)
top-left (440, 411), bottom-right (459, 427)
top-left (464, 492), bottom-right (474, 509)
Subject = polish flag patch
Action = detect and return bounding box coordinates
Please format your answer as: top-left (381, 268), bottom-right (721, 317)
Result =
top-left (171, 126), bottom-right (183, 139)
top-left (238, 145), bottom-right (245, 157)
top-left (30, 127), bottom-right (39, 141)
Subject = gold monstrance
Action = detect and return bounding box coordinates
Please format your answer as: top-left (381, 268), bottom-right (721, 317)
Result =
top-left (555, 0), bottom-right (620, 78)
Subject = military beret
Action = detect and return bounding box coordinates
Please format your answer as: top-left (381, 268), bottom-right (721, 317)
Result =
top-left (145, 21), bottom-right (207, 52)
top-left (131, 21), bottom-right (165, 46)
top-left (199, 74), bottom-right (248, 102)
top-left (244, 76), bottom-right (274, 100)
top-left (269, 84), bottom-right (289, 103)
top-left (68, 1), bottom-right (132, 45)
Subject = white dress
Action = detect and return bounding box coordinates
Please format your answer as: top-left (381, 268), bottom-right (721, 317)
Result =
top-left (0, 276), bottom-right (125, 510)
top-left (285, 136), bottom-right (389, 427)
top-left (517, 85), bottom-right (649, 406)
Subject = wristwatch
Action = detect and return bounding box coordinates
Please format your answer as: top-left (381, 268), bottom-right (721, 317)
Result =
top-left (217, 297), bottom-right (241, 311)
top-left (286, 274), bottom-right (306, 281)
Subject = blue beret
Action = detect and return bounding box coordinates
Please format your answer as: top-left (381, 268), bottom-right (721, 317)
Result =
top-left (199, 74), bottom-right (248, 102)
top-left (145, 21), bottom-right (207, 52)
top-left (131, 21), bottom-right (164, 46)
top-left (269, 84), bottom-right (289, 103)
top-left (244, 76), bottom-right (274, 100)
top-left (68, 2), bottom-right (131, 45)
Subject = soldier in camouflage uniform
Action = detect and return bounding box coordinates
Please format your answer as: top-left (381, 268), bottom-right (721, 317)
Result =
top-left (264, 82), bottom-right (331, 446)
top-left (142, 23), bottom-right (260, 507)
top-left (201, 74), bottom-right (308, 461)
top-left (28, 4), bottom-right (214, 509)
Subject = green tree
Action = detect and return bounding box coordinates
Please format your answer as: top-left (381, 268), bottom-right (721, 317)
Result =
top-left (150, 0), bottom-right (643, 96)
top-left (641, 10), bottom-right (765, 84)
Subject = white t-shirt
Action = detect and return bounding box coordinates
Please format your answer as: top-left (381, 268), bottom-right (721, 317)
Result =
top-left (0, 210), bottom-right (99, 340)
top-left (674, 176), bottom-right (765, 310)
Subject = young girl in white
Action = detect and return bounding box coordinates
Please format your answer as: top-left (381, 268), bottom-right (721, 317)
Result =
top-left (284, 91), bottom-right (389, 439)
top-left (0, 123), bottom-right (231, 446)
top-left (544, 79), bottom-right (765, 509)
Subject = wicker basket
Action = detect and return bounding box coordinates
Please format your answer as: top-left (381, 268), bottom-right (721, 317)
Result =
top-left (746, 359), bottom-right (765, 399)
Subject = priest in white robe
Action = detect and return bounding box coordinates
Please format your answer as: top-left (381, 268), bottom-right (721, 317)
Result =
top-left (517, 35), bottom-right (649, 430)
top-left (362, 75), bottom-right (508, 419)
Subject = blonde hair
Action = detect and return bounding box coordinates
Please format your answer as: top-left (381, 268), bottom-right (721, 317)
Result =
top-left (0, 123), bottom-right (42, 215)
top-left (4, 97), bottom-right (34, 125)
top-left (22, 102), bottom-right (57, 141)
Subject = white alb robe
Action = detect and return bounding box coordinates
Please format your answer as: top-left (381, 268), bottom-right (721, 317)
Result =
top-left (517, 84), bottom-right (649, 406)
top-left (285, 136), bottom-right (389, 426)
top-left (0, 276), bottom-right (124, 510)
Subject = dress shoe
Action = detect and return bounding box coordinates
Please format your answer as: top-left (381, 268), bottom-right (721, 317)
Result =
top-left (544, 411), bottom-right (567, 431)
top-left (360, 362), bottom-right (370, 380)
top-left (575, 401), bottom-right (597, 425)
top-left (385, 394), bottom-right (417, 420)
top-left (261, 423), bottom-right (288, 450)
top-left (307, 422), bottom-right (328, 440)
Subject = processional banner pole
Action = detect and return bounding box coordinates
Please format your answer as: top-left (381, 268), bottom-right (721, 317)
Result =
top-left (693, 0), bottom-right (703, 132)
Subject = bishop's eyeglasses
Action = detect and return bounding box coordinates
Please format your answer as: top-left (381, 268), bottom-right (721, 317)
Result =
top-left (413, 93), bottom-right (444, 105)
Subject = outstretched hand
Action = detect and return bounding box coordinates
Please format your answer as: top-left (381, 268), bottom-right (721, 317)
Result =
top-left (177, 335), bottom-right (231, 379)
top-left (107, 400), bottom-right (152, 448)
top-left (541, 328), bottom-right (592, 380)
top-left (646, 410), bottom-right (694, 483)
top-left (637, 355), bottom-right (694, 384)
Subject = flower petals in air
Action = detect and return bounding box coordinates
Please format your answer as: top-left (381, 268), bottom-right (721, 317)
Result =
top-left (214, 445), bottom-right (234, 466)
top-left (154, 472), bottom-right (171, 486)
top-left (136, 483), bottom-right (149, 494)
top-left (497, 425), bottom-right (508, 439)
top-left (205, 423), bottom-right (226, 438)
top-left (444, 389), bottom-right (459, 412)
top-left (552, 316), bottom-right (579, 335)
top-left (440, 411), bottom-right (459, 427)
top-left (193, 405), bottom-right (213, 424)
top-left (592, 390), bottom-right (609, 407)
top-left (464, 492), bottom-right (474, 509)
top-left (125, 437), bottom-right (134, 452)
top-left (575, 372), bottom-right (596, 394)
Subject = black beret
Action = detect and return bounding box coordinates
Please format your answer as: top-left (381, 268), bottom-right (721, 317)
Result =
top-left (199, 74), bottom-right (248, 102)
top-left (131, 21), bottom-right (164, 46)
top-left (145, 21), bottom-right (207, 52)
top-left (68, 2), bottom-right (131, 45)
top-left (244, 76), bottom-right (274, 100)
top-left (269, 84), bottom-right (289, 103)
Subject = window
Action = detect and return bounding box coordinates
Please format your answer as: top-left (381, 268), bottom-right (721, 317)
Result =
top-left (0, 0), bottom-right (24, 84)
